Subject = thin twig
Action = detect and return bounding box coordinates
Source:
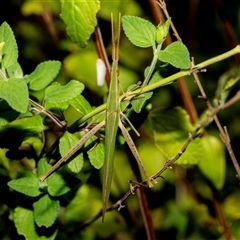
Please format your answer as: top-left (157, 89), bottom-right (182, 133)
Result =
top-left (191, 59), bottom-right (240, 181)
top-left (29, 99), bottom-right (66, 128)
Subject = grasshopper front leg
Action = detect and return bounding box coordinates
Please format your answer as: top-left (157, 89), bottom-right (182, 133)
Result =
top-left (39, 121), bottom-right (105, 182)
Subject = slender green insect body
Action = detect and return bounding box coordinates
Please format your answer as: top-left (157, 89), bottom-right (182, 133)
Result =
top-left (102, 13), bottom-right (121, 221)
top-left (102, 13), bottom-right (153, 221)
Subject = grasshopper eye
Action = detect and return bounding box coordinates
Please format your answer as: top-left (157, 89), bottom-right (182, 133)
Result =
top-left (96, 58), bottom-right (106, 87)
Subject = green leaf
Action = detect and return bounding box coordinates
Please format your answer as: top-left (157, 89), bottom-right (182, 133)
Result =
top-left (44, 100), bottom-right (69, 113)
top-left (0, 41), bottom-right (4, 58)
top-left (60, 0), bottom-right (100, 47)
top-left (6, 62), bottom-right (23, 78)
top-left (144, 66), bottom-right (173, 86)
top-left (147, 68), bottom-right (164, 85)
top-left (37, 158), bottom-right (51, 179)
top-left (59, 131), bottom-right (84, 173)
top-left (13, 207), bottom-right (58, 240)
top-left (122, 15), bottom-right (156, 48)
top-left (8, 176), bottom-right (41, 197)
top-left (28, 60), bottom-right (61, 91)
top-left (4, 115), bottom-right (44, 133)
top-left (44, 80), bottom-right (84, 104)
top-left (158, 42), bottom-right (190, 69)
top-left (87, 139), bottom-right (104, 169)
top-left (69, 95), bottom-right (92, 115)
top-left (11, 115), bottom-right (44, 132)
top-left (0, 22), bottom-right (18, 68)
top-left (149, 107), bottom-right (202, 165)
top-left (0, 115), bottom-right (44, 149)
top-left (14, 207), bottom-right (38, 239)
top-left (198, 135), bottom-right (225, 190)
top-left (33, 194), bottom-right (59, 227)
top-left (215, 68), bottom-right (240, 104)
top-left (131, 92), bottom-right (153, 113)
top-left (37, 158), bottom-right (71, 196)
top-left (47, 172), bottom-right (71, 197)
top-left (0, 78), bottom-right (28, 113)
top-left (120, 99), bottom-right (130, 113)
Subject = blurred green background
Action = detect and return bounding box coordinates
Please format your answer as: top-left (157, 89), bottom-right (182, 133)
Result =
top-left (1, 0), bottom-right (240, 239)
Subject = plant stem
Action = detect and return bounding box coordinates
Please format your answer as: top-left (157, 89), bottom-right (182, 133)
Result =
top-left (69, 45), bottom-right (240, 130)
top-left (193, 45), bottom-right (240, 69)
top-left (142, 43), bottom-right (162, 86)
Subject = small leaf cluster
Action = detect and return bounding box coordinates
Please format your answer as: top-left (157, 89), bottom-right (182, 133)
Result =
top-left (121, 16), bottom-right (191, 112)
top-left (122, 15), bottom-right (191, 69)
top-left (8, 159), bottom-right (71, 229)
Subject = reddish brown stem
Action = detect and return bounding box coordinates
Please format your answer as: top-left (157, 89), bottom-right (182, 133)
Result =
top-left (94, 26), bottom-right (111, 87)
top-left (213, 193), bottom-right (235, 240)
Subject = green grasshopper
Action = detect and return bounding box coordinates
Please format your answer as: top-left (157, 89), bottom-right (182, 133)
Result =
top-left (40, 13), bottom-right (153, 222)
top-left (101, 13), bottom-right (153, 220)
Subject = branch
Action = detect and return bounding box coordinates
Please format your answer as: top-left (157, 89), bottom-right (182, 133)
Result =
top-left (29, 99), bottom-right (66, 128)
top-left (191, 59), bottom-right (240, 181)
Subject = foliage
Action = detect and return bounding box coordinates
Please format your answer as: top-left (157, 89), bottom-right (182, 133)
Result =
top-left (1, 0), bottom-right (240, 239)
